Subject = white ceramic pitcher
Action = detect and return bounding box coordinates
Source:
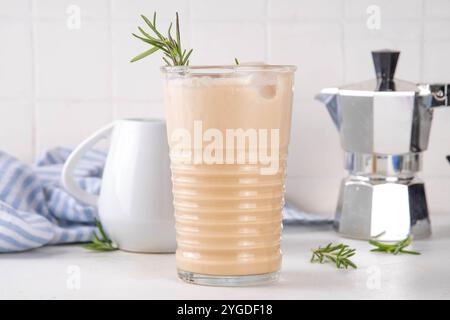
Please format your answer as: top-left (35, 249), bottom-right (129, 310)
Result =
top-left (61, 119), bottom-right (176, 253)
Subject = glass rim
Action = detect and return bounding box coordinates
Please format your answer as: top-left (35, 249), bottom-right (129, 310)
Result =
top-left (118, 118), bottom-right (165, 124)
top-left (161, 64), bottom-right (297, 74)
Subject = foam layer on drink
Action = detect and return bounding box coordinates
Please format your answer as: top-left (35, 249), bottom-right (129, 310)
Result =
top-left (164, 71), bottom-right (294, 276)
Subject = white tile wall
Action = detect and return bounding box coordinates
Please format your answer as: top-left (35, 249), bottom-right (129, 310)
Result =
top-left (344, 0), bottom-right (423, 20)
top-left (424, 0), bottom-right (450, 18)
top-left (34, 20), bottom-right (111, 100)
top-left (269, 0), bottom-right (343, 20)
top-left (269, 21), bottom-right (344, 98)
top-left (110, 0), bottom-right (190, 22)
top-left (0, 0), bottom-right (449, 214)
top-left (111, 21), bottom-right (166, 101)
top-left (286, 176), bottom-right (342, 215)
top-left (423, 21), bottom-right (450, 83)
top-left (35, 101), bottom-right (112, 152)
top-left (191, 21), bottom-right (266, 65)
top-left (287, 99), bottom-right (345, 178)
top-left (113, 101), bottom-right (165, 120)
top-left (33, 0), bottom-right (109, 20)
top-left (0, 19), bottom-right (33, 99)
top-left (343, 21), bottom-right (422, 83)
top-left (191, 0), bottom-right (266, 21)
top-left (0, 0), bottom-right (30, 16)
top-left (0, 102), bottom-right (33, 163)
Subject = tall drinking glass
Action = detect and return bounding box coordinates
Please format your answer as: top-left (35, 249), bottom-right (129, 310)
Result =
top-left (162, 65), bottom-right (296, 286)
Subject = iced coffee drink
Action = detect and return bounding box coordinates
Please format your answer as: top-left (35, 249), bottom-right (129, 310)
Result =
top-left (162, 65), bottom-right (296, 286)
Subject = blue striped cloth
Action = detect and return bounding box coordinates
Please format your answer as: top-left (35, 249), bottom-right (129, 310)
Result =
top-left (0, 147), bottom-right (332, 253)
top-left (283, 201), bottom-right (333, 226)
top-left (0, 147), bottom-right (105, 253)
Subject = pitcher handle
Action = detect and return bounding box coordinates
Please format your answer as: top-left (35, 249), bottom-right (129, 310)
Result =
top-left (418, 83), bottom-right (450, 107)
top-left (430, 84), bottom-right (450, 107)
top-left (61, 122), bottom-right (115, 206)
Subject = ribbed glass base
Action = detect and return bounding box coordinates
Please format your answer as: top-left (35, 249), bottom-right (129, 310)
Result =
top-left (177, 269), bottom-right (280, 287)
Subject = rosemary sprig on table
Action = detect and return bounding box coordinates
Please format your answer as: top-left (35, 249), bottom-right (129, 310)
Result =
top-left (131, 12), bottom-right (193, 66)
top-left (369, 236), bottom-right (420, 255)
top-left (311, 243), bottom-right (357, 269)
top-left (82, 219), bottom-right (118, 252)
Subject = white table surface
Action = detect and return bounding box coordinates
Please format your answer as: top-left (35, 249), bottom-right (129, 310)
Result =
top-left (1, 212), bottom-right (449, 300)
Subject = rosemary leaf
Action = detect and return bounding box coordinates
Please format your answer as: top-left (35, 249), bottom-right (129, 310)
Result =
top-left (311, 242), bottom-right (357, 269)
top-left (132, 12), bottom-right (192, 66)
top-left (130, 47), bottom-right (160, 63)
top-left (399, 250), bottom-right (421, 255)
top-left (175, 12), bottom-right (181, 55)
top-left (369, 235), bottom-right (420, 255)
top-left (138, 26), bottom-right (155, 40)
top-left (141, 14), bottom-right (164, 41)
top-left (131, 33), bottom-right (167, 52)
top-left (82, 219), bottom-right (118, 252)
top-left (162, 56), bottom-right (172, 66)
top-left (182, 48), bottom-right (193, 65)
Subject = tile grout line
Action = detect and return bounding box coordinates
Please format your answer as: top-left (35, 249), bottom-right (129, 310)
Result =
top-left (265, 0), bottom-right (270, 63)
top-left (419, 0), bottom-right (425, 82)
top-left (30, 0), bottom-right (38, 160)
top-left (188, 0), bottom-right (194, 63)
top-left (108, 0), bottom-right (115, 120)
top-left (341, 0), bottom-right (346, 84)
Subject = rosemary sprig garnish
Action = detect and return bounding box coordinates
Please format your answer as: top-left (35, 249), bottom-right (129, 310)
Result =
top-left (234, 57), bottom-right (239, 65)
top-left (311, 243), bottom-right (357, 269)
top-left (82, 219), bottom-right (118, 252)
top-left (131, 12), bottom-right (193, 66)
top-left (369, 236), bottom-right (420, 255)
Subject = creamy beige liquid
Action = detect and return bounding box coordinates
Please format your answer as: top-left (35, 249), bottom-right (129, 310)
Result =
top-left (164, 70), bottom-right (294, 276)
